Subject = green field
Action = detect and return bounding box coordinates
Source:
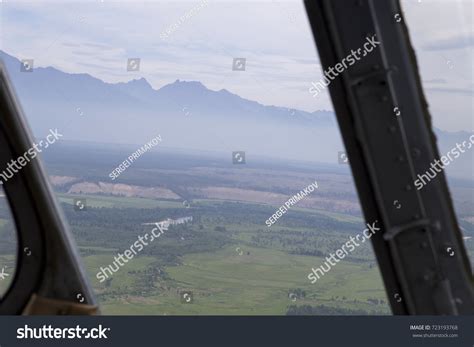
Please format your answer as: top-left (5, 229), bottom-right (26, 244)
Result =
top-left (66, 194), bottom-right (390, 315)
top-left (84, 244), bottom-right (388, 315)
top-left (1, 191), bottom-right (472, 315)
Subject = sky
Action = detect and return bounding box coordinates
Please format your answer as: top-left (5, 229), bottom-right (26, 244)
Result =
top-left (0, 0), bottom-right (472, 132)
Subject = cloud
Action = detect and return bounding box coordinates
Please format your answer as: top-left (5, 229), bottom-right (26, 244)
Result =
top-left (423, 35), bottom-right (474, 51)
top-left (423, 78), bottom-right (447, 84)
top-left (62, 42), bottom-right (81, 48)
top-left (426, 87), bottom-right (474, 96)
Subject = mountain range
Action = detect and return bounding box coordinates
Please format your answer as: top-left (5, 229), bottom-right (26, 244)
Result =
top-left (0, 50), bottom-right (472, 179)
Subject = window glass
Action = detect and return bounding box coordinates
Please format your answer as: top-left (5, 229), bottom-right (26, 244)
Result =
top-left (0, 0), bottom-right (392, 314)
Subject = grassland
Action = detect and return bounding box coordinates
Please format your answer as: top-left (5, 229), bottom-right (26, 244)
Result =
top-left (85, 244), bottom-right (388, 315)
top-left (63, 193), bottom-right (390, 315)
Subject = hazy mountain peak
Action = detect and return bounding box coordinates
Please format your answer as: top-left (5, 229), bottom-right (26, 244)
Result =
top-left (164, 79), bottom-right (207, 90)
top-left (218, 88), bottom-right (234, 95)
top-left (125, 77), bottom-right (153, 89)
